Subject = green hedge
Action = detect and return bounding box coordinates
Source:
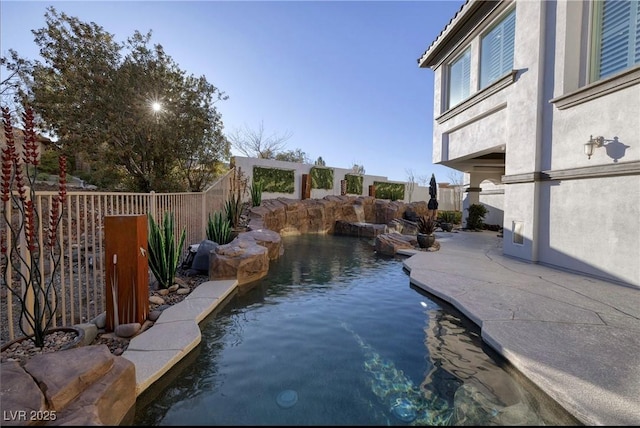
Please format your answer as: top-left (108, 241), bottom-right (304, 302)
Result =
top-left (373, 181), bottom-right (405, 201)
top-left (253, 166), bottom-right (295, 193)
top-left (310, 167), bottom-right (334, 190)
top-left (345, 174), bottom-right (363, 195)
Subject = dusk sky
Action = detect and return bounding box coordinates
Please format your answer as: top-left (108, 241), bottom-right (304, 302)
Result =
top-left (1, 0), bottom-right (466, 184)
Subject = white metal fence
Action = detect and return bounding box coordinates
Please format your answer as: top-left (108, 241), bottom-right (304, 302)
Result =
top-left (0, 170), bottom-right (232, 344)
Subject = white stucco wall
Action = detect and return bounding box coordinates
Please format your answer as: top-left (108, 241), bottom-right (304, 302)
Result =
top-left (539, 175), bottom-right (640, 286)
top-left (424, 0), bottom-right (639, 287)
top-left (231, 156), bottom-right (458, 207)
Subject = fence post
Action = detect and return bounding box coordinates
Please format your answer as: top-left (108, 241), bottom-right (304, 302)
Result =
top-left (202, 188), bottom-right (208, 242)
top-left (149, 190), bottom-right (157, 222)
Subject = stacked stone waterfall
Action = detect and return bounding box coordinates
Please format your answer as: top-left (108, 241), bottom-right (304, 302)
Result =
top-left (208, 195), bottom-right (431, 286)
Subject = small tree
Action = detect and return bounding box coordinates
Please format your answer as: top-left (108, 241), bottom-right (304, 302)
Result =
top-left (351, 162), bottom-right (365, 175)
top-left (228, 121), bottom-right (292, 159)
top-left (1, 106), bottom-right (67, 347)
top-left (448, 170), bottom-right (464, 212)
top-left (405, 168), bottom-right (417, 203)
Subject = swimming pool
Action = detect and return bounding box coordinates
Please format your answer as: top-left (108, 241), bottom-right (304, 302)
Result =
top-left (133, 234), bottom-right (578, 425)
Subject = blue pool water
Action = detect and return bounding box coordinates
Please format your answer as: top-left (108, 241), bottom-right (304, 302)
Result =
top-left (133, 234), bottom-right (579, 426)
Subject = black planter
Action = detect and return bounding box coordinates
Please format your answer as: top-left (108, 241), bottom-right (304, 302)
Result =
top-left (1, 326), bottom-right (85, 353)
top-left (440, 222), bottom-right (453, 232)
top-left (417, 233), bottom-right (435, 248)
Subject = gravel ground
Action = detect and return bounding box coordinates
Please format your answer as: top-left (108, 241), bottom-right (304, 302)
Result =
top-left (1, 267), bottom-right (210, 364)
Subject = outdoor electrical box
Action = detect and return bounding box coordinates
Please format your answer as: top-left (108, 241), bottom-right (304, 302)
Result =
top-left (104, 214), bottom-right (149, 331)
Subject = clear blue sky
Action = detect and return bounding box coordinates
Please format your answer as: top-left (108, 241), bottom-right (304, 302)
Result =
top-left (1, 0), bottom-right (465, 184)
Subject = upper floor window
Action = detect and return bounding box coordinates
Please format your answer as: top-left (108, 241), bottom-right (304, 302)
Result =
top-left (592, 0), bottom-right (640, 80)
top-left (480, 8), bottom-right (516, 89)
top-left (448, 48), bottom-right (471, 108)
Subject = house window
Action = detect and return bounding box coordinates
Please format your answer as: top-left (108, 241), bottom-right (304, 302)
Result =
top-left (448, 48), bottom-right (471, 108)
top-left (592, 0), bottom-right (640, 80)
top-left (480, 8), bottom-right (516, 89)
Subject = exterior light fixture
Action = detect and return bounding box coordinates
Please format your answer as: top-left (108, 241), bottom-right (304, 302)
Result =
top-left (584, 135), bottom-right (605, 159)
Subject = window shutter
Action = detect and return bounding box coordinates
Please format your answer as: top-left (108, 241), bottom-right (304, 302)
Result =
top-left (598, 0), bottom-right (639, 79)
top-left (480, 9), bottom-right (516, 88)
top-left (449, 49), bottom-right (471, 107)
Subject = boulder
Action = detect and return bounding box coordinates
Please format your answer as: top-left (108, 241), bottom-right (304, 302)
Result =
top-left (238, 229), bottom-right (284, 260)
top-left (334, 220), bottom-right (387, 238)
top-left (374, 233), bottom-right (418, 256)
top-left (209, 237), bottom-right (270, 285)
top-left (0, 345), bottom-right (136, 426)
top-left (191, 240), bottom-right (218, 273)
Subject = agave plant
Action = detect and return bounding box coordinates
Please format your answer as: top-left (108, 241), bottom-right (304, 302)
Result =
top-left (249, 180), bottom-right (263, 207)
top-left (207, 210), bottom-right (233, 245)
top-left (225, 193), bottom-right (243, 229)
top-left (147, 212), bottom-right (186, 289)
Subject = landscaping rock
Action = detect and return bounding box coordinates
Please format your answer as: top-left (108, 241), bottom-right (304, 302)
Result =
top-left (24, 346), bottom-right (114, 411)
top-left (75, 323), bottom-right (98, 346)
top-left (191, 240), bottom-right (218, 273)
top-left (149, 295), bottom-right (164, 305)
top-left (114, 323), bottom-right (141, 339)
top-left (374, 232), bottom-right (418, 256)
top-left (210, 238), bottom-right (269, 285)
top-left (0, 360), bottom-right (46, 423)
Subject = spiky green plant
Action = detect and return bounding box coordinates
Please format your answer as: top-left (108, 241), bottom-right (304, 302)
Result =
top-left (249, 180), bottom-right (263, 207)
top-left (147, 212), bottom-right (186, 289)
top-left (207, 211), bottom-right (233, 244)
top-left (225, 193), bottom-right (242, 229)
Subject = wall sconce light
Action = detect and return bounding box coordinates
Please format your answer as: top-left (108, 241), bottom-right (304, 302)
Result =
top-left (584, 135), bottom-right (605, 159)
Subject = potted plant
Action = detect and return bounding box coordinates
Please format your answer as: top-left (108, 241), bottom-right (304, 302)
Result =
top-left (416, 215), bottom-right (436, 248)
top-left (438, 211), bottom-right (456, 232)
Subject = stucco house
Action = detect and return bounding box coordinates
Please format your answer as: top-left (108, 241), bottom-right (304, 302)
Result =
top-left (419, 0), bottom-right (639, 288)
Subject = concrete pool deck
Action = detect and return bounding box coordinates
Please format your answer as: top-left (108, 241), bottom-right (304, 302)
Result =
top-left (400, 230), bottom-right (640, 426)
top-left (124, 229), bottom-right (640, 426)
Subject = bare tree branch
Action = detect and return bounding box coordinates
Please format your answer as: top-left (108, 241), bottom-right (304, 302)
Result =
top-left (228, 120), bottom-right (292, 158)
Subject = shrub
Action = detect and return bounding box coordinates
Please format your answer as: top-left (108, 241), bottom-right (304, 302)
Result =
top-left (147, 212), bottom-right (186, 289)
top-left (438, 210), bottom-right (460, 224)
top-left (466, 204), bottom-right (488, 230)
top-left (207, 211), bottom-right (233, 244)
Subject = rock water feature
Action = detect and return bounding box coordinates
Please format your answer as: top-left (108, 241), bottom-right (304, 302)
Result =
top-left (246, 196), bottom-right (430, 256)
top-left (205, 196), bottom-right (435, 289)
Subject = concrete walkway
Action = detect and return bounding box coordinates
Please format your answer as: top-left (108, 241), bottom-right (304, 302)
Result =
top-left (122, 279), bottom-right (238, 396)
top-left (400, 230), bottom-right (640, 426)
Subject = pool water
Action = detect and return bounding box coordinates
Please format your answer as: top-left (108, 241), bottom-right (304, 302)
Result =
top-left (133, 234), bottom-right (579, 426)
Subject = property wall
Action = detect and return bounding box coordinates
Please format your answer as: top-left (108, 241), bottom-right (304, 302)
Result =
top-left (231, 156), bottom-right (462, 210)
